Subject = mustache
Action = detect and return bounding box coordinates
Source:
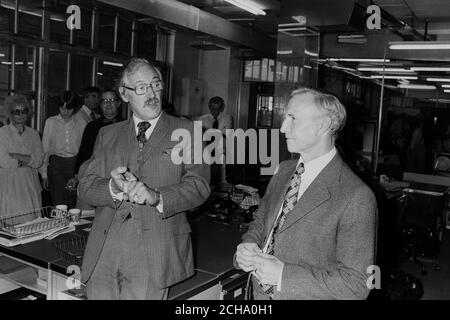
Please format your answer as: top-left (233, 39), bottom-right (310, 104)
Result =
top-left (144, 97), bottom-right (160, 108)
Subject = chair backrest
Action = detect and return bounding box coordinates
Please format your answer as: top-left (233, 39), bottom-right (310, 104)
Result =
top-left (403, 188), bottom-right (446, 229)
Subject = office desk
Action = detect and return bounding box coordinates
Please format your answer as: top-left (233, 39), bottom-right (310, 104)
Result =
top-left (0, 215), bottom-right (247, 300)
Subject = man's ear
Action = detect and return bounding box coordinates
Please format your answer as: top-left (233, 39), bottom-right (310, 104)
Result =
top-left (118, 87), bottom-right (129, 103)
top-left (318, 116), bottom-right (332, 136)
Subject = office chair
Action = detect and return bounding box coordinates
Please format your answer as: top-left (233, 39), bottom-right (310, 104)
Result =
top-left (401, 188), bottom-right (447, 275)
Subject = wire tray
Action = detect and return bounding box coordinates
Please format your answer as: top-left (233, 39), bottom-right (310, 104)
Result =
top-left (53, 235), bottom-right (87, 266)
top-left (0, 206), bottom-right (70, 239)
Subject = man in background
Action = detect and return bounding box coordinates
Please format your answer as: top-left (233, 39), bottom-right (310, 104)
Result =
top-left (74, 86), bottom-right (101, 126)
top-left (198, 96), bottom-right (233, 190)
top-left (66, 89), bottom-right (124, 207)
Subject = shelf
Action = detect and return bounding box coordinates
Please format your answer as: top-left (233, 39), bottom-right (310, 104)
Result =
top-left (0, 265), bottom-right (47, 296)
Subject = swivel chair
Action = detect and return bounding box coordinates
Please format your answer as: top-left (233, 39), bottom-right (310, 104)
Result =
top-left (401, 188), bottom-right (447, 275)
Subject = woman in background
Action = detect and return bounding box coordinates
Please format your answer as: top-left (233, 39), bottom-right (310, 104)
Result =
top-left (40, 91), bottom-right (85, 208)
top-left (0, 94), bottom-right (44, 216)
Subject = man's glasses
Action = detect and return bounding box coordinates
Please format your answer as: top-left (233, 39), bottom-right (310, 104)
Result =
top-left (101, 98), bottom-right (120, 103)
top-left (11, 108), bottom-right (29, 116)
top-left (122, 80), bottom-right (164, 96)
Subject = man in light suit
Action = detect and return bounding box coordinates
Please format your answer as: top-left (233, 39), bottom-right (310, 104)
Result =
top-left (78, 58), bottom-right (210, 299)
top-left (235, 88), bottom-right (377, 300)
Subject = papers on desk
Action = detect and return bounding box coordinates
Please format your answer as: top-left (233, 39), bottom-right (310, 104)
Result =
top-left (0, 225), bottom-right (75, 247)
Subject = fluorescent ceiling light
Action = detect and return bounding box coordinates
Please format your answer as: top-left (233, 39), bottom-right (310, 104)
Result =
top-left (223, 0), bottom-right (266, 15)
top-left (371, 75), bottom-right (417, 80)
top-left (0, 53), bottom-right (5, 58)
top-left (277, 50), bottom-right (293, 55)
top-left (303, 65), bottom-right (312, 69)
top-left (441, 84), bottom-right (450, 88)
top-left (426, 77), bottom-right (450, 82)
top-left (329, 58), bottom-right (390, 63)
top-left (444, 90), bottom-right (450, 93)
top-left (398, 84), bottom-right (437, 90)
top-left (389, 41), bottom-right (450, 50)
top-left (304, 49), bottom-right (318, 57)
top-left (411, 67), bottom-right (450, 72)
top-left (359, 67), bottom-right (413, 72)
top-left (97, 72), bottom-right (103, 76)
top-left (428, 99), bottom-right (450, 103)
top-left (102, 61), bottom-right (123, 67)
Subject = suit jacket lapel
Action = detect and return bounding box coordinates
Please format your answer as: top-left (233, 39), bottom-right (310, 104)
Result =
top-left (118, 118), bottom-right (137, 166)
top-left (264, 161), bottom-right (297, 238)
top-left (141, 111), bottom-right (170, 163)
top-left (276, 153), bottom-right (343, 235)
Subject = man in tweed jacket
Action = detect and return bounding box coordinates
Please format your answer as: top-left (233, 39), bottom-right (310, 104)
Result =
top-left (78, 58), bottom-right (210, 299)
top-left (235, 88), bottom-right (377, 300)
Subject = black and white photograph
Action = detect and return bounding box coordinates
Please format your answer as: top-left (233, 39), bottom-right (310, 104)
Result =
top-left (0, 0), bottom-right (450, 305)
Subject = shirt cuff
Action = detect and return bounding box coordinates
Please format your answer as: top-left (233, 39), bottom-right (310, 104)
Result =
top-left (155, 193), bottom-right (163, 213)
top-left (109, 179), bottom-right (124, 201)
top-left (276, 262), bottom-right (284, 292)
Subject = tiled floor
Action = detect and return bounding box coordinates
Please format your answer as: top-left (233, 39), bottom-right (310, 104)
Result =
top-left (398, 229), bottom-right (450, 300)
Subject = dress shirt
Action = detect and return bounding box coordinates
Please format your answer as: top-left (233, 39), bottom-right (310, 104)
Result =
top-left (74, 105), bottom-right (100, 126)
top-left (198, 112), bottom-right (233, 134)
top-left (40, 115), bottom-right (86, 179)
top-left (262, 147), bottom-right (337, 291)
top-left (109, 112), bottom-right (163, 212)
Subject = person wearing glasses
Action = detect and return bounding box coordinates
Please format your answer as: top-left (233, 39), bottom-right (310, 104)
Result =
top-left (40, 91), bottom-right (85, 208)
top-left (66, 88), bottom-right (124, 207)
top-left (0, 94), bottom-right (44, 216)
top-left (77, 58), bottom-right (210, 299)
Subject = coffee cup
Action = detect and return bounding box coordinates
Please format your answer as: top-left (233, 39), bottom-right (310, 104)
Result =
top-left (68, 208), bottom-right (81, 223)
top-left (52, 204), bottom-right (68, 218)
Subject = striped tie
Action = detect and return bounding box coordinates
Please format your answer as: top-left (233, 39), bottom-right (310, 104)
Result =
top-left (259, 162), bottom-right (305, 298)
top-left (137, 121), bottom-right (151, 151)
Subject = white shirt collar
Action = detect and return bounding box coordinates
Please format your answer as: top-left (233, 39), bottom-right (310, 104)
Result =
top-left (132, 112), bottom-right (162, 137)
top-left (297, 147), bottom-right (337, 176)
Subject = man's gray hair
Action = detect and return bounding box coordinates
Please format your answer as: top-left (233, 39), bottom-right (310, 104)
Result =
top-left (116, 58), bottom-right (162, 89)
top-left (290, 87), bottom-right (347, 138)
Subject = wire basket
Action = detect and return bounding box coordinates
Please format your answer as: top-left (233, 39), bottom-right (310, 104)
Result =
top-left (53, 235), bottom-right (87, 266)
top-left (0, 206), bottom-right (70, 239)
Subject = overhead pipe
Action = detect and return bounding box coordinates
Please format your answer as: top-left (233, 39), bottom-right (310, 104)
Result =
top-left (98, 0), bottom-right (276, 56)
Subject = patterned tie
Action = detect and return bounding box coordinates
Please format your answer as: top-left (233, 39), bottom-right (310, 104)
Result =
top-left (137, 121), bottom-right (151, 151)
top-left (258, 162), bottom-right (305, 298)
top-left (90, 111), bottom-right (96, 121)
top-left (212, 117), bottom-right (218, 129)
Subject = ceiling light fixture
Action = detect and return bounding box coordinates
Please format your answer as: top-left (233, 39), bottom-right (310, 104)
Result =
top-left (223, 0), bottom-right (266, 16)
top-left (102, 61), bottom-right (123, 67)
top-left (371, 75), bottom-right (417, 80)
top-left (441, 84), bottom-right (450, 88)
top-left (277, 50), bottom-right (293, 55)
top-left (444, 90), bottom-right (450, 93)
top-left (389, 41), bottom-right (450, 50)
top-left (359, 67), bottom-right (413, 72)
top-left (410, 67), bottom-right (450, 72)
top-left (329, 58), bottom-right (390, 63)
top-left (398, 84), bottom-right (437, 90)
top-left (426, 77), bottom-right (450, 82)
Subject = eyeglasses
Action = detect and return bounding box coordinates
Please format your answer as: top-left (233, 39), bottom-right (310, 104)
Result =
top-left (11, 108), bottom-right (29, 116)
top-left (101, 98), bottom-right (120, 103)
top-left (122, 80), bottom-right (164, 96)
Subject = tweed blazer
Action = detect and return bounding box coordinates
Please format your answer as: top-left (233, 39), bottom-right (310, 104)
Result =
top-left (78, 112), bottom-right (210, 288)
top-left (242, 152), bottom-right (378, 299)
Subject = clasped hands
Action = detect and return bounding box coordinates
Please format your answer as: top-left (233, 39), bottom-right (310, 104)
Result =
top-left (111, 166), bottom-right (159, 206)
top-left (236, 242), bottom-right (284, 286)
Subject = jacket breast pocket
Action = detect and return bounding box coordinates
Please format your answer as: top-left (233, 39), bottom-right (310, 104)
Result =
top-left (298, 219), bottom-right (335, 236)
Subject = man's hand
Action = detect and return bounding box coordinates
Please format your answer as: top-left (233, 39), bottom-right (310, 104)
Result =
top-left (252, 253), bottom-right (284, 286)
top-left (235, 242), bottom-right (262, 272)
top-left (66, 176), bottom-right (79, 191)
top-left (127, 182), bottom-right (159, 205)
top-left (111, 166), bottom-right (138, 196)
